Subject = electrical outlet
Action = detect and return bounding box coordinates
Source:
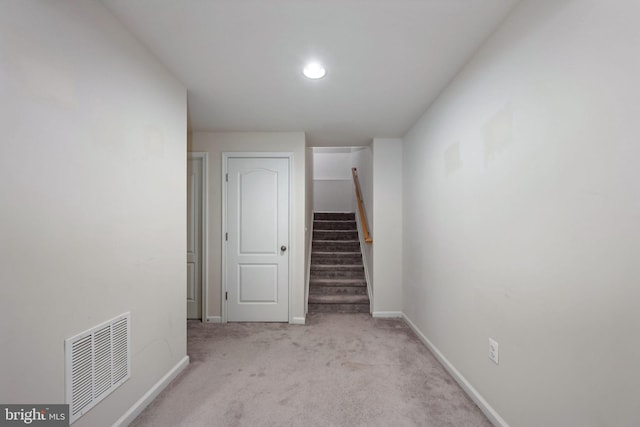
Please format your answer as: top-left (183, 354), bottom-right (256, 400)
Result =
top-left (489, 338), bottom-right (499, 364)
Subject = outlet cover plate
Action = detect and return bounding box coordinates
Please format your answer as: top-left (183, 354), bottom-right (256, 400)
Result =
top-left (489, 338), bottom-right (499, 364)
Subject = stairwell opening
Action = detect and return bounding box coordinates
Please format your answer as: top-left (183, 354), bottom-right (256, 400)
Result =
top-left (308, 212), bottom-right (370, 313)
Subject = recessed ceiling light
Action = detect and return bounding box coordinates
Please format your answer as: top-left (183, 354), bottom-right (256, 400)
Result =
top-left (303, 62), bottom-right (326, 79)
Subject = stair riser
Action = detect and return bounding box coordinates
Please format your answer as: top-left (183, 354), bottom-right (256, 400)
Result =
top-left (311, 254), bottom-right (362, 265)
top-left (311, 265), bottom-right (364, 272)
top-left (308, 293), bottom-right (369, 302)
top-left (308, 303), bottom-right (370, 313)
top-left (313, 231), bottom-right (359, 241)
top-left (310, 280), bottom-right (366, 287)
top-left (314, 213), bottom-right (356, 221)
top-left (313, 241), bottom-right (360, 252)
top-left (310, 270), bottom-right (365, 279)
top-left (309, 287), bottom-right (367, 295)
top-left (313, 221), bottom-right (356, 231)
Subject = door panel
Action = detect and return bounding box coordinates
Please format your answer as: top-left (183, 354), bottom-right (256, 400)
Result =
top-left (238, 264), bottom-right (278, 303)
top-left (227, 157), bottom-right (289, 322)
top-left (187, 156), bottom-right (203, 319)
top-left (187, 263), bottom-right (196, 301)
top-left (239, 169), bottom-right (278, 254)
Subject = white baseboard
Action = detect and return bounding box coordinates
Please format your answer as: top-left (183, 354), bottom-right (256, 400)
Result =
top-left (372, 311), bottom-right (403, 318)
top-left (401, 314), bottom-right (509, 427)
top-left (206, 316), bottom-right (222, 323)
top-left (291, 316), bottom-right (306, 325)
top-left (112, 355), bottom-right (189, 427)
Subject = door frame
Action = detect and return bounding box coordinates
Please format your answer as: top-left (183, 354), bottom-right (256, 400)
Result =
top-left (188, 152), bottom-right (209, 322)
top-left (221, 152), bottom-right (293, 323)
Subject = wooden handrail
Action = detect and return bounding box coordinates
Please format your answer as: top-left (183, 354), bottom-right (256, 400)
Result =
top-left (352, 167), bottom-right (372, 244)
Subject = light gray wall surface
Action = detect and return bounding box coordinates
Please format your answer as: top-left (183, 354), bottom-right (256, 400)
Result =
top-left (313, 180), bottom-right (353, 212)
top-left (402, 0), bottom-right (640, 425)
top-left (372, 139), bottom-right (403, 314)
top-left (312, 151), bottom-right (353, 212)
top-left (0, 2), bottom-right (187, 426)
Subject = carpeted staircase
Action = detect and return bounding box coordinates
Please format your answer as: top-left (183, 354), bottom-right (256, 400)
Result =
top-left (308, 212), bottom-right (370, 313)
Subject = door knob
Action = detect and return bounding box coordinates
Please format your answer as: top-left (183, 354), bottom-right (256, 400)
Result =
top-left (281, 245), bottom-right (287, 252)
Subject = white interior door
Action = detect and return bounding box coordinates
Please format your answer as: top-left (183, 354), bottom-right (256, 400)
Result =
top-left (226, 156), bottom-right (289, 322)
top-left (187, 155), bottom-right (203, 319)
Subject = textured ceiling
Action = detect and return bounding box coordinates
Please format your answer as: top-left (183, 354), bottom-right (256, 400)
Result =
top-left (102, 0), bottom-right (518, 146)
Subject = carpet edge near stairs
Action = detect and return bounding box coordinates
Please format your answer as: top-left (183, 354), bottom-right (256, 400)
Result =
top-left (309, 212), bottom-right (370, 313)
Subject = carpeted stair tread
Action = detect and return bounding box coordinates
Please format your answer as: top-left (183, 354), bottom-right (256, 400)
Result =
top-left (311, 275), bottom-right (364, 280)
top-left (310, 264), bottom-right (364, 269)
top-left (307, 303), bottom-right (370, 313)
top-left (313, 239), bottom-right (360, 243)
top-left (308, 294), bottom-right (370, 304)
top-left (311, 254), bottom-right (363, 265)
top-left (313, 241), bottom-right (361, 252)
top-left (310, 265), bottom-right (365, 279)
top-left (310, 274), bottom-right (365, 280)
top-left (313, 221), bottom-right (357, 230)
top-left (314, 212), bottom-right (356, 221)
top-left (312, 252), bottom-right (362, 259)
top-left (312, 251), bottom-right (361, 254)
top-left (309, 286), bottom-right (367, 295)
top-left (310, 278), bottom-right (366, 286)
top-left (313, 230), bottom-right (359, 240)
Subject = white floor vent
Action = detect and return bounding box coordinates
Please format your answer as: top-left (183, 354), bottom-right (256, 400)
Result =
top-left (65, 312), bottom-right (131, 424)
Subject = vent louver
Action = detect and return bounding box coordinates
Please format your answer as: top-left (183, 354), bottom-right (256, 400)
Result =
top-left (65, 312), bottom-right (131, 424)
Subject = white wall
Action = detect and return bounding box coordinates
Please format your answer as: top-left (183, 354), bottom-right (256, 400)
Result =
top-left (313, 180), bottom-right (352, 212)
top-left (402, 1), bottom-right (640, 425)
top-left (0, 2), bottom-right (187, 426)
top-left (312, 149), bottom-right (353, 212)
top-left (313, 151), bottom-right (352, 180)
top-left (372, 139), bottom-right (403, 315)
top-left (191, 132), bottom-right (307, 324)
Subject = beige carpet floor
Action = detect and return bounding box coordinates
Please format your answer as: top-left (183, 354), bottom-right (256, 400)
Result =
top-left (131, 313), bottom-right (492, 427)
